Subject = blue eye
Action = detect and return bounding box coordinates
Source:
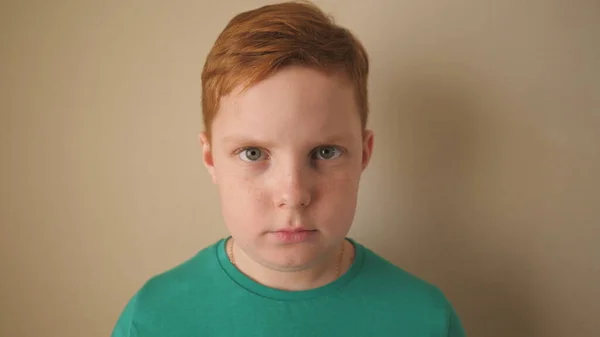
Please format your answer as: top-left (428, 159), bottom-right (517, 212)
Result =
top-left (313, 146), bottom-right (342, 160)
top-left (239, 147), bottom-right (266, 162)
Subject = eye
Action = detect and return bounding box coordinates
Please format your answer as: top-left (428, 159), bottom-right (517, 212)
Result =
top-left (313, 146), bottom-right (343, 160)
top-left (238, 147), bottom-right (267, 162)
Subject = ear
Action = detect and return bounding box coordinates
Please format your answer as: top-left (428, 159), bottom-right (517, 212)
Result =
top-left (198, 132), bottom-right (217, 184)
top-left (361, 129), bottom-right (374, 171)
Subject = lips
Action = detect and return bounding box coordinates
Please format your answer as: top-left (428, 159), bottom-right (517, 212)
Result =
top-left (270, 229), bottom-right (317, 243)
top-left (274, 228), bottom-right (314, 233)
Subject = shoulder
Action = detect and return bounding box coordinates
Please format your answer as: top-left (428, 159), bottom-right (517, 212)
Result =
top-left (135, 239), bottom-right (223, 306)
top-left (111, 240), bottom-right (225, 336)
top-left (350, 241), bottom-right (466, 335)
top-left (353, 240), bottom-right (453, 309)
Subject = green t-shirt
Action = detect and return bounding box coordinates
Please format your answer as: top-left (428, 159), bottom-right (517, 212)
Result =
top-left (112, 238), bottom-right (466, 337)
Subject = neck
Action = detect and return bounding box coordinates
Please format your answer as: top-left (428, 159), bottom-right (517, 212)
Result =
top-left (228, 239), bottom-right (351, 291)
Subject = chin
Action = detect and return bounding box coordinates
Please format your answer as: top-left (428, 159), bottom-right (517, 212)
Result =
top-left (260, 245), bottom-right (328, 269)
top-left (263, 256), bottom-right (323, 272)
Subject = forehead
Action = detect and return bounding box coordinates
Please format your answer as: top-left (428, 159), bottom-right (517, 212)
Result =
top-left (213, 66), bottom-right (361, 142)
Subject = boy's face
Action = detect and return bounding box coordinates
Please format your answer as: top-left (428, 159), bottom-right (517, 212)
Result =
top-left (200, 66), bottom-right (373, 272)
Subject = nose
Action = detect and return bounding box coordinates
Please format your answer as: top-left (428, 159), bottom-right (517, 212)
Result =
top-left (273, 163), bottom-right (312, 209)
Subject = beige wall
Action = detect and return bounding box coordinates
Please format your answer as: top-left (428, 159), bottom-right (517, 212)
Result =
top-left (1, 0), bottom-right (599, 336)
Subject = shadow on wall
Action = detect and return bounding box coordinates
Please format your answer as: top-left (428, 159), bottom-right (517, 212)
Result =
top-left (381, 59), bottom-right (537, 337)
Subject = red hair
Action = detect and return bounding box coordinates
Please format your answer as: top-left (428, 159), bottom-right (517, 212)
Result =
top-left (201, 1), bottom-right (370, 139)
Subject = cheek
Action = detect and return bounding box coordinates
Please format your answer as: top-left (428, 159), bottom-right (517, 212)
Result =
top-left (215, 159), bottom-right (261, 195)
top-left (317, 163), bottom-right (362, 194)
top-left (312, 170), bottom-right (361, 221)
top-left (217, 171), bottom-right (269, 217)
top-left (320, 174), bottom-right (359, 195)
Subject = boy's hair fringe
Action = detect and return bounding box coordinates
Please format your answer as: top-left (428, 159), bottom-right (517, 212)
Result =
top-left (201, 1), bottom-right (369, 138)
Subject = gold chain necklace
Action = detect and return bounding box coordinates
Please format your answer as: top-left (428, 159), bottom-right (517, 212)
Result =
top-left (227, 238), bottom-right (346, 279)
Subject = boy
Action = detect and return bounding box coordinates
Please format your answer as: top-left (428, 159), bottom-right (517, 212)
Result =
top-left (112, 1), bottom-right (466, 336)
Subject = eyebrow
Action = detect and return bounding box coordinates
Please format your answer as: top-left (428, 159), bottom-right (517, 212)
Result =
top-left (220, 133), bottom-right (355, 148)
top-left (220, 135), bottom-right (277, 147)
top-left (318, 134), bottom-right (354, 144)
